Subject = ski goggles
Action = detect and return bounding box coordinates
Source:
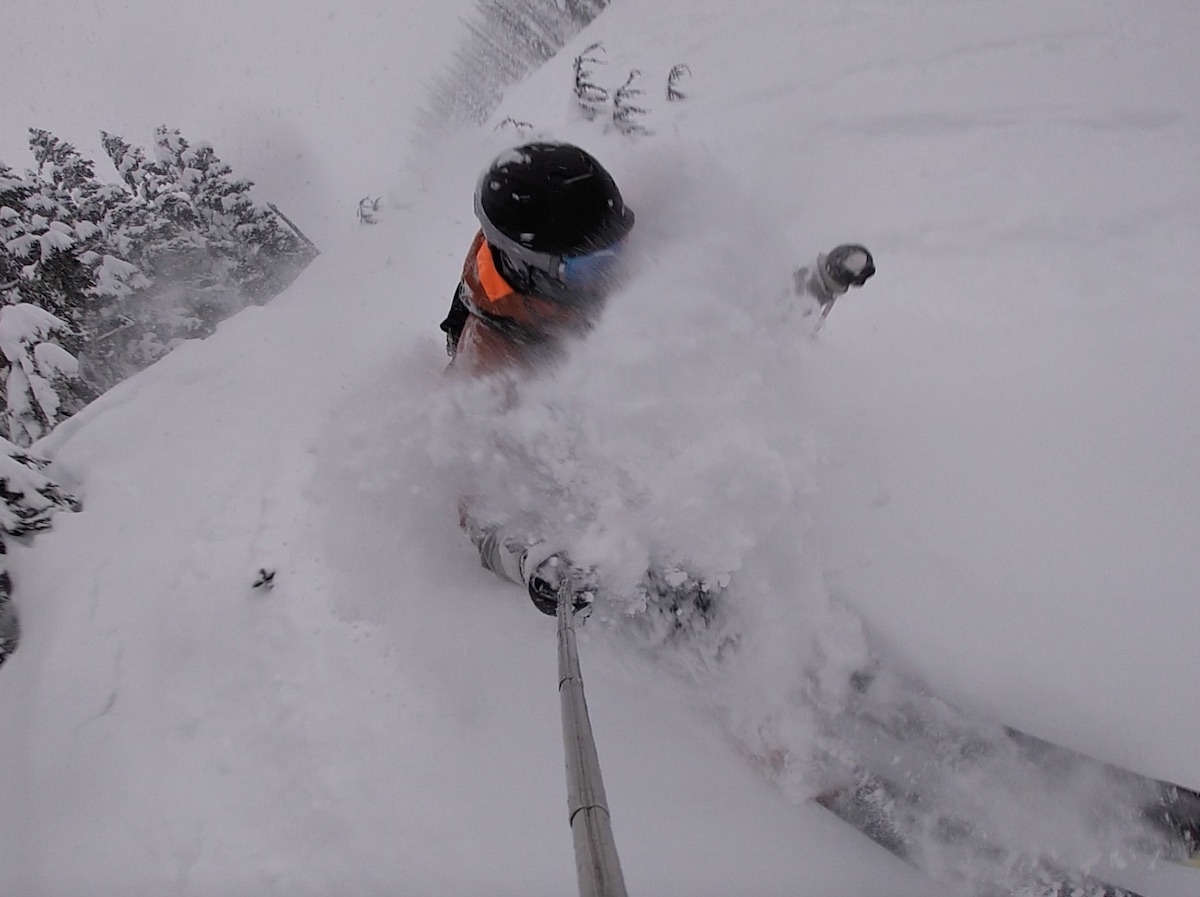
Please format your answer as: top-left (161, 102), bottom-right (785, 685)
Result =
top-left (557, 243), bottom-right (625, 291)
top-left (477, 220), bottom-right (628, 303)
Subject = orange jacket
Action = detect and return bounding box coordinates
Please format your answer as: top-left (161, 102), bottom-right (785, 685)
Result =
top-left (445, 232), bottom-right (584, 376)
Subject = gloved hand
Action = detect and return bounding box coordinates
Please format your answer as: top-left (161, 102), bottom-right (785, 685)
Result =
top-left (525, 552), bottom-right (596, 617)
top-left (820, 244), bottom-right (875, 292)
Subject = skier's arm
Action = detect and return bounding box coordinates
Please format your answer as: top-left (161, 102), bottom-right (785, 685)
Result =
top-left (464, 513), bottom-right (554, 586)
top-left (460, 504), bottom-right (574, 614)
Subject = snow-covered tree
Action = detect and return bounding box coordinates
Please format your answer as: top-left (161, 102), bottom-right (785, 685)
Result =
top-left (0, 157), bottom-right (92, 326)
top-left (5, 133), bottom-right (146, 403)
top-left (28, 129), bottom-right (148, 323)
top-left (0, 303), bottom-right (84, 446)
top-left (101, 131), bottom-right (166, 200)
top-left (2, 126), bottom-right (317, 437)
top-left (0, 436), bottom-right (80, 664)
top-left (0, 161), bottom-right (34, 304)
top-left (0, 436), bottom-right (80, 535)
top-left (94, 127), bottom-right (316, 383)
top-left (1, 148), bottom-right (98, 441)
top-left (27, 128), bottom-right (140, 298)
top-left (151, 126), bottom-right (316, 301)
top-left (97, 130), bottom-right (230, 369)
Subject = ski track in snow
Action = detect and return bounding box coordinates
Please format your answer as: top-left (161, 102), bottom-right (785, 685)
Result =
top-left (0, 0), bottom-right (1198, 895)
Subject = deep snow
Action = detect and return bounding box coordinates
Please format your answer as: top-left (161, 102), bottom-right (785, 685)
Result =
top-left (1, 0), bottom-right (1198, 895)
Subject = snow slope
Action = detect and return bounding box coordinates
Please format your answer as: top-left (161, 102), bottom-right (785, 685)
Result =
top-left (2, 0), bottom-right (1199, 895)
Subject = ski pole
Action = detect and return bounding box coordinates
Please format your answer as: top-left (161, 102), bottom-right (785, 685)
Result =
top-left (557, 584), bottom-right (629, 897)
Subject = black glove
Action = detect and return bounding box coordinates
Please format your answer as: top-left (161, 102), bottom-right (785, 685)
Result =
top-left (526, 553), bottom-right (595, 617)
top-left (821, 244), bottom-right (875, 290)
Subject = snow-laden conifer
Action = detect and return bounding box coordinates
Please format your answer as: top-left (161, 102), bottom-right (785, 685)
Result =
top-left (0, 304), bottom-right (83, 446)
top-left (2, 127), bottom-right (318, 438)
top-left (0, 435), bottom-right (80, 664)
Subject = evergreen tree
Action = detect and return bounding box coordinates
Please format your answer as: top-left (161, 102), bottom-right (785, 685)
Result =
top-left (27, 129), bottom-right (147, 317)
top-left (0, 155), bottom-right (92, 326)
top-left (0, 151), bottom-right (93, 433)
top-left (151, 128), bottom-right (314, 301)
top-left (101, 127), bottom-right (307, 361)
top-left (86, 132), bottom-right (192, 383)
top-left (28, 129), bottom-right (127, 271)
top-left (101, 131), bottom-right (164, 199)
top-left (0, 161), bottom-right (34, 304)
top-left (2, 126), bottom-right (318, 439)
top-left (20, 131), bottom-right (148, 401)
top-left (0, 436), bottom-right (81, 535)
top-left (0, 437), bottom-right (81, 665)
top-left (0, 303), bottom-right (83, 446)
top-left (103, 130), bottom-right (218, 288)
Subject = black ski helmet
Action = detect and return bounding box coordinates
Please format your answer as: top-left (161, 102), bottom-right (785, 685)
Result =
top-left (474, 142), bottom-right (635, 273)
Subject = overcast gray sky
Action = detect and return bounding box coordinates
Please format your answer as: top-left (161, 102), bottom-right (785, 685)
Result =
top-left (1, 0), bottom-right (470, 240)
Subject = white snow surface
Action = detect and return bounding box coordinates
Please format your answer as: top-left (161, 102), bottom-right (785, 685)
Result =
top-left (2, 1), bottom-right (1199, 895)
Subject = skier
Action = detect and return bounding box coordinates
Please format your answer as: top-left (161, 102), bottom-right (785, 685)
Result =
top-left (441, 141), bottom-right (875, 615)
